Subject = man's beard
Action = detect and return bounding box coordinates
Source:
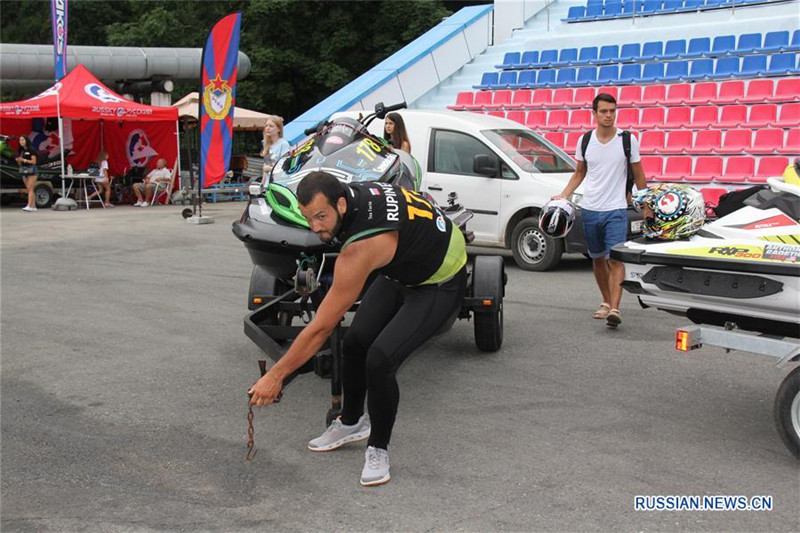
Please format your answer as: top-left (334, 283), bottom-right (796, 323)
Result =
top-left (317, 210), bottom-right (343, 244)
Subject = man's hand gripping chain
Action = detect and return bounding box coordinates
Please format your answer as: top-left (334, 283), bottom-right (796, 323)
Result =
top-left (246, 360), bottom-right (282, 461)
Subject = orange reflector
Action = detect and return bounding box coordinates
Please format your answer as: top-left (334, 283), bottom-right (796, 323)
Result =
top-left (253, 298), bottom-right (263, 305)
top-left (676, 330), bottom-right (690, 352)
top-left (481, 299), bottom-right (492, 306)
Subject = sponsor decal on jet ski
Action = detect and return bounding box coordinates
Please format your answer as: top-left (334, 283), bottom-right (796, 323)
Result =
top-left (760, 234), bottom-right (800, 245)
top-left (729, 214), bottom-right (799, 231)
top-left (664, 243), bottom-right (800, 264)
top-left (762, 244), bottom-right (800, 263)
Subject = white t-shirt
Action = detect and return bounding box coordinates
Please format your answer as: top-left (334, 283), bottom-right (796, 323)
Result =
top-left (94, 160), bottom-right (109, 183)
top-left (147, 167), bottom-right (171, 183)
top-left (574, 130), bottom-right (641, 211)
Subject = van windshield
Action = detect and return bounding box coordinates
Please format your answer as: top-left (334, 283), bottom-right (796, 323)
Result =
top-left (482, 129), bottom-right (575, 174)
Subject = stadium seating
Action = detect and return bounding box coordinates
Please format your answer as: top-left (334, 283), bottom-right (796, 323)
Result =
top-left (687, 82), bottom-right (717, 105)
top-left (639, 130), bottom-right (665, 153)
top-left (661, 130), bottom-right (693, 153)
top-left (640, 156), bottom-right (664, 180)
top-left (747, 103), bottom-right (778, 127)
top-left (739, 79), bottom-right (772, 103)
top-left (775, 102), bottom-right (800, 126)
top-left (660, 156), bottom-right (692, 181)
top-left (718, 156), bottom-right (756, 183)
top-left (752, 156), bottom-right (791, 182)
top-left (691, 130), bottom-right (722, 153)
top-left (717, 129), bottom-right (752, 153)
top-left (777, 128), bottom-right (800, 154)
top-left (770, 78), bottom-right (800, 102)
top-left (752, 129), bottom-right (784, 154)
top-left (687, 156), bottom-right (722, 182)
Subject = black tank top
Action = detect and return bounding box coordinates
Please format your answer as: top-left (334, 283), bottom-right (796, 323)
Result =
top-left (337, 182), bottom-right (465, 286)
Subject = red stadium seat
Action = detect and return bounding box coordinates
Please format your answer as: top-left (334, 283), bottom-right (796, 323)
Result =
top-left (739, 79), bottom-right (773, 104)
top-left (616, 108), bottom-right (639, 129)
top-left (466, 91), bottom-right (494, 110)
top-left (486, 90), bottom-right (512, 109)
top-left (565, 109), bottom-right (592, 130)
top-left (774, 103), bottom-right (800, 127)
top-left (688, 156), bottom-right (723, 182)
top-left (752, 129), bottom-right (784, 154)
top-left (717, 129), bottom-right (752, 154)
top-left (525, 110), bottom-right (547, 129)
top-left (664, 107), bottom-right (690, 129)
top-left (718, 156), bottom-right (755, 183)
top-left (565, 132), bottom-right (584, 154)
top-left (570, 87), bottom-right (597, 108)
top-left (661, 130), bottom-right (693, 154)
top-left (691, 130), bottom-right (722, 153)
top-left (618, 86), bottom-right (643, 106)
top-left (596, 86), bottom-right (618, 100)
top-left (640, 107), bottom-right (667, 129)
top-left (544, 110), bottom-right (569, 130)
top-left (777, 128), bottom-right (800, 154)
top-left (687, 82), bottom-right (718, 105)
top-left (747, 104), bottom-right (778, 128)
top-left (530, 89), bottom-right (553, 108)
top-left (689, 106), bottom-right (718, 129)
top-left (641, 85), bottom-right (666, 106)
top-left (664, 83), bottom-right (691, 105)
top-left (640, 156), bottom-right (664, 180)
top-left (448, 91), bottom-right (474, 110)
top-left (768, 78), bottom-right (800, 103)
top-left (717, 105), bottom-right (748, 128)
top-left (552, 88), bottom-right (574, 107)
top-left (751, 156), bottom-right (791, 183)
top-left (544, 131), bottom-right (565, 148)
top-left (487, 110), bottom-right (505, 118)
top-left (639, 130), bottom-right (665, 153)
top-left (660, 156), bottom-right (692, 181)
top-left (509, 89), bottom-right (532, 109)
top-left (506, 110), bottom-right (526, 124)
top-left (716, 80), bottom-right (745, 104)
top-left (701, 187), bottom-right (728, 210)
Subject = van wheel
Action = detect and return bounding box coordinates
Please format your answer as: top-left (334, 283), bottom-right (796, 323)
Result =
top-left (34, 184), bottom-right (54, 208)
top-left (510, 217), bottom-right (563, 271)
top-left (774, 365), bottom-right (800, 460)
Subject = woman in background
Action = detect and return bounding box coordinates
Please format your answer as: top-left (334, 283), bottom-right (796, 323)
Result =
top-left (261, 115), bottom-right (291, 179)
top-left (16, 136), bottom-right (38, 212)
top-left (383, 113), bottom-right (411, 153)
top-left (86, 150), bottom-right (113, 207)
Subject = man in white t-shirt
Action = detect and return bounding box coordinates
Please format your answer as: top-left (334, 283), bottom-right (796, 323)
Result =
top-left (133, 158), bottom-right (172, 207)
top-left (554, 93), bottom-right (646, 328)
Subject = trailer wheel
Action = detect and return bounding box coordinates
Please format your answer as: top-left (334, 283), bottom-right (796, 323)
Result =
top-left (34, 183), bottom-right (54, 208)
top-left (472, 255), bottom-right (505, 352)
top-left (774, 365), bottom-right (800, 461)
top-left (510, 217), bottom-right (563, 271)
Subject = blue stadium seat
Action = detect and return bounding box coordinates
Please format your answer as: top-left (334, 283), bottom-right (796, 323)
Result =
top-left (681, 0), bottom-right (705, 11)
top-left (553, 68), bottom-right (577, 87)
top-left (662, 0), bottom-right (684, 11)
top-left (521, 51), bottom-right (539, 68)
top-left (622, 0), bottom-right (642, 14)
top-left (689, 58), bottom-right (714, 79)
top-left (641, 62), bottom-right (665, 82)
top-left (601, 0), bottom-right (624, 18)
top-left (762, 31), bottom-right (789, 52)
top-left (641, 41), bottom-right (664, 60)
top-left (512, 70), bottom-right (537, 89)
top-left (474, 72), bottom-right (498, 90)
top-left (736, 33), bottom-right (762, 53)
top-left (594, 45), bottom-right (620, 64)
top-left (564, 5), bottom-right (586, 21)
top-left (710, 35), bottom-right (736, 56)
top-left (662, 60), bottom-right (689, 81)
top-left (575, 47), bottom-right (599, 65)
top-left (577, 66), bottom-right (598, 85)
top-left (538, 49), bottom-right (559, 68)
top-left (686, 37), bottom-right (711, 58)
top-left (765, 53), bottom-right (796, 75)
top-left (496, 52), bottom-right (521, 69)
top-left (703, 0), bottom-right (728, 8)
top-left (587, 0), bottom-right (603, 5)
top-left (536, 69), bottom-right (556, 87)
top-left (585, 3), bottom-right (604, 18)
top-left (619, 43), bottom-right (641, 62)
top-left (641, 0), bottom-right (663, 13)
top-left (789, 30), bottom-right (800, 52)
top-left (740, 54), bottom-right (767, 76)
top-left (710, 56), bottom-right (740, 78)
top-left (619, 63), bottom-right (642, 82)
top-left (498, 71), bottom-right (518, 88)
top-left (663, 40), bottom-right (687, 60)
top-left (595, 65), bottom-right (620, 84)
top-left (553, 48), bottom-right (578, 67)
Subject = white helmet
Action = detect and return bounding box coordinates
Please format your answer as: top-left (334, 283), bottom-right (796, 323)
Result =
top-left (539, 198), bottom-right (576, 238)
top-left (633, 184), bottom-right (705, 240)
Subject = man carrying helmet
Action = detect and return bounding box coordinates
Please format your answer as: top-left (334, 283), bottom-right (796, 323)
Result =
top-left (553, 93), bottom-right (646, 328)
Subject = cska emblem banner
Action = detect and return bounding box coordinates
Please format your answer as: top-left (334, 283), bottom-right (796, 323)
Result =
top-left (198, 12), bottom-right (241, 188)
top-left (50, 0), bottom-right (68, 81)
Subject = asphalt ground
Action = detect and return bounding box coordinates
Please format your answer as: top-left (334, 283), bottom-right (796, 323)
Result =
top-left (1, 200), bottom-right (798, 532)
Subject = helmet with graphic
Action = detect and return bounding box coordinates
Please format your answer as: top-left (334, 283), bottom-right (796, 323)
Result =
top-left (632, 184), bottom-right (705, 240)
top-left (538, 198), bottom-right (576, 238)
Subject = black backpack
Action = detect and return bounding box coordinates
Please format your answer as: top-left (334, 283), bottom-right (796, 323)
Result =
top-left (580, 129), bottom-right (634, 195)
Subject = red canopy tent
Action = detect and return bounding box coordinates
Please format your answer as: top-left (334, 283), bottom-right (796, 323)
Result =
top-left (0, 64), bottom-right (179, 179)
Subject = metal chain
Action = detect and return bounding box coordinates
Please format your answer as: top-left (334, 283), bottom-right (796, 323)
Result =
top-left (246, 403), bottom-right (257, 461)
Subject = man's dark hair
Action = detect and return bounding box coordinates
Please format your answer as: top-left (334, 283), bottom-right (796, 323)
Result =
top-left (592, 92), bottom-right (617, 112)
top-left (297, 171), bottom-right (346, 206)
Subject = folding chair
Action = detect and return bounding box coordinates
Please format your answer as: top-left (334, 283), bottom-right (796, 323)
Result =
top-left (150, 161), bottom-right (178, 206)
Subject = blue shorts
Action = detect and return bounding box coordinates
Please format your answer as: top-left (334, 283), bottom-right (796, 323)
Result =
top-left (582, 208), bottom-right (628, 259)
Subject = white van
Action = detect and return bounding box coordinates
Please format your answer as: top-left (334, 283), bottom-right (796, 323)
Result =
top-left (332, 109), bottom-right (641, 270)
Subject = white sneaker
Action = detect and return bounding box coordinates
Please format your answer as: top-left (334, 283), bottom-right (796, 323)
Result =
top-left (361, 446), bottom-right (390, 486)
top-left (134, 201), bottom-right (143, 207)
top-left (307, 414), bottom-right (370, 452)
top-left (140, 202), bottom-right (149, 208)
top-left (21, 206), bottom-right (33, 212)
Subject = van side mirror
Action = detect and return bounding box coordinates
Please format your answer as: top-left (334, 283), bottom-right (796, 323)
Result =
top-left (473, 154), bottom-right (499, 177)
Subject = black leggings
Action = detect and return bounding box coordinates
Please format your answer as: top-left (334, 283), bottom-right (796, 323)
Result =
top-left (340, 267), bottom-right (467, 449)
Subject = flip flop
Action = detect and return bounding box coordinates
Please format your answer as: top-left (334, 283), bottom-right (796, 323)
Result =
top-left (592, 303), bottom-right (611, 319)
top-left (606, 309), bottom-right (622, 328)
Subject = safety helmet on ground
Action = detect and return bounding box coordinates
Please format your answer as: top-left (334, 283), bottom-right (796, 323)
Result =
top-left (632, 184), bottom-right (705, 240)
top-left (538, 198), bottom-right (576, 238)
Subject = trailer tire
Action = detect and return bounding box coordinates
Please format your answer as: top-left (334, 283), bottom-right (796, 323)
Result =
top-left (472, 255), bottom-right (505, 352)
top-left (510, 217), bottom-right (563, 271)
top-left (34, 183), bottom-right (54, 208)
top-left (774, 365), bottom-right (800, 461)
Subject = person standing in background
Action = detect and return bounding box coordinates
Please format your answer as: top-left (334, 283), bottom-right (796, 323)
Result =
top-left (261, 115), bottom-right (291, 179)
top-left (383, 112), bottom-right (411, 153)
top-left (16, 136), bottom-right (38, 212)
